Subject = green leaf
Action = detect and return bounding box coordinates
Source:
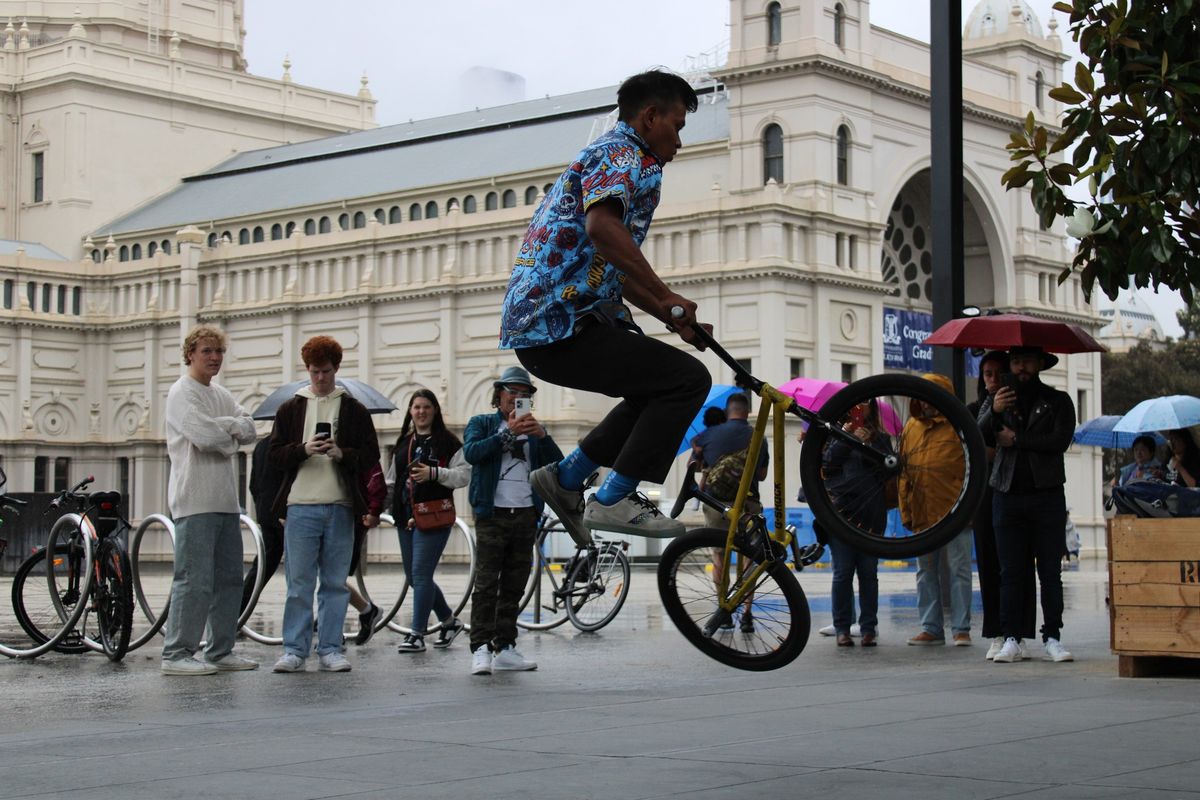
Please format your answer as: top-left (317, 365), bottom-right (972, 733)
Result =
top-left (1001, 161), bottom-right (1033, 185)
top-left (1050, 85), bottom-right (1087, 104)
top-left (1048, 130), bottom-right (1078, 155)
top-left (1024, 111), bottom-right (1036, 137)
top-left (1049, 163), bottom-right (1080, 185)
top-left (1075, 61), bottom-right (1096, 95)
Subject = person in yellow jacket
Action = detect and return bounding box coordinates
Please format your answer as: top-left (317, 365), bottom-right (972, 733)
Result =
top-left (899, 373), bottom-right (973, 647)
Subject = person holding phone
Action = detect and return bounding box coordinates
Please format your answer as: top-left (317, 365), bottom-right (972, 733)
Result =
top-left (268, 335), bottom-right (379, 674)
top-left (391, 389), bottom-right (471, 653)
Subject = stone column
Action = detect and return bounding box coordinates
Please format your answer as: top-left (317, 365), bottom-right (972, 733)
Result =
top-left (176, 225), bottom-right (205, 352)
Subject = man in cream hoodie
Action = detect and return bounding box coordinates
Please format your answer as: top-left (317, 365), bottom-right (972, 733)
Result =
top-left (162, 324), bottom-right (259, 676)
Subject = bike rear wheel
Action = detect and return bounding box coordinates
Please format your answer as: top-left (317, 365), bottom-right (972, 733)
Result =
top-left (658, 528), bottom-right (811, 671)
top-left (798, 373), bottom-right (987, 558)
top-left (95, 538), bottom-right (133, 661)
top-left (516, 519), bottom-right (573, 631)
top-left (564, 544), bottom-right (631, 633)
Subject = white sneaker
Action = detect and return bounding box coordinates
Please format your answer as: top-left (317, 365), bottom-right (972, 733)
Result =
top-left (583, 493), bottom-right (684, 537)
top-left (992, 637), bottom-right (1022, 663)
top-left (1018, 640), bottom-right (1031, 660)
top-left (819, 624), bottom-right (861, 637)
top-left (161, 656), bottom-right (218, 676)
top-left (491, 645), bottom-right (537, 671)
top-left (471, 647), bottom-right (493, 676)
top-left (206, 653), bottom-right (259, 671)
top-left (272, 653), bottom-right (306, 673)
top-left (1042, 638), bottom-right (1074, 662)
top-left (318, 652), bottom-right (352, 672)
top-left (984, 636), bottom-right (1006, 660)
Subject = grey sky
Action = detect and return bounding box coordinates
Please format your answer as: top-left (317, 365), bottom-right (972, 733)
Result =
top-left (241, 1), bottom-right (1183, 336)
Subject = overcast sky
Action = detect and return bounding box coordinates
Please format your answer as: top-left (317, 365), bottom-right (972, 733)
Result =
top-left (241, 0), bottom-right (1183, 335)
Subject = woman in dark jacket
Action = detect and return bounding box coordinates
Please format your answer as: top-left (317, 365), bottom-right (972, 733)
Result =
top-left (392, 389), bottom-right (470, 653)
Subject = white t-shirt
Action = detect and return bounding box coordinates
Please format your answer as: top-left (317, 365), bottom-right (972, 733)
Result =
top-left (493, 422), bottom-right (533, 508)
top-left (165, 375), bottom-right (257, 518)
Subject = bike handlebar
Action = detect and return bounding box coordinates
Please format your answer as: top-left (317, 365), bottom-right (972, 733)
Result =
top-left (669, 305), bottom-right (763, 394)
top-left (45, 475), bottom-right (95, 514)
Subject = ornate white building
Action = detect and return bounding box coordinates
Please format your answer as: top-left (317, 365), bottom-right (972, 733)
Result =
top-left (0, 1), bottom-right (1109, 554)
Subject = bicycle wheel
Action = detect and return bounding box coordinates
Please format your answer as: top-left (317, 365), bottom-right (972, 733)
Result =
top-left (516, 520), bottom-right (572, 631)
top-left (798, 373), bottom-right (987, 559)
top-left (564, 544), bottom-right (631, 633)
top-left (95, 538), bottom-right (133, 661)
top-left (10, 547), bottom-right (88, 654)
top-left (386, 517), bottom-right (476, 636)
top-left (658, 528), bottom-right (811, 672)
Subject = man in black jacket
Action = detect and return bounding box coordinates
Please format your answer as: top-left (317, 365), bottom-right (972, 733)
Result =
top-left (977, 345), bottom-right (1075, 664)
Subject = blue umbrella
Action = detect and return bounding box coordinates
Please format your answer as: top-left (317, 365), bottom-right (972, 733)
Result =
top-left (1073, 416), bottom-right (1165, 449)
top-left (1113, 395), bottom-right (1200, 434)
top-left (676, 385), bottom-right (745, 457)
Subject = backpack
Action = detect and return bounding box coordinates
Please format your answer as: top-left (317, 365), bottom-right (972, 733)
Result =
top-left (704, 448), bottom-right (750, 501)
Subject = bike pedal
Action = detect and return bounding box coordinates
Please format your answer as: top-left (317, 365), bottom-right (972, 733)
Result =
top-left (795, 542), bottom-right (826, 568)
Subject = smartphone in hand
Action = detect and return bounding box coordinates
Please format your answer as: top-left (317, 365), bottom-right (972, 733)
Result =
top-left (514, 397), bottom-right (532, 418)
top-left (314, 421), bottom-right (332, 440)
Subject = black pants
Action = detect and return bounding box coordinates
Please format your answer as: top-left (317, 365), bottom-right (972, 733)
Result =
top-left (470, 507), bottom-right (538, 651)
top-left (972, 484), bottom-right (1010, 639)
top-left (517, 323), bottom-right (711, 483)
top-left (240, 516), bottom-right (284, 614)
top-left (992, 488), bottom-right (1066, 642)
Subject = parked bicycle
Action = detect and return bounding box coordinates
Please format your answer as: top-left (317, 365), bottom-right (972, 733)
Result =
top-left (657, 314), bottom-right (987, 671)
top-left (11, 476), bottom-right (134, 661)
top-left (518, 512), bottom-right (631, 633)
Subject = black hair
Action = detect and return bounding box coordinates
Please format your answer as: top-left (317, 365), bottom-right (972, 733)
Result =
top-left (975, 351), bottom-right (1010, 402)
top-left (1131, 435), bottom-right (1157, 453)
top-left (617, 70), bottom-right (699, 121)
top-left (702, 407), bottom-right (727, 427)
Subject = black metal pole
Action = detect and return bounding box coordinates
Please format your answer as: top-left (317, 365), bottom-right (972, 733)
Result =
top-left (930, 0), bottom-right (966, 399)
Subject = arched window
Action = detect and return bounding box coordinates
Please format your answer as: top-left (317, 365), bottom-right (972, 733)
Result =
top-left (763, 123), bottom-right (784, 184)
top-left (1034, 71), bottom-right (1044, 110)
top-left (485, 191), bottom-right (498, 211)
top-left (161, 239), bottom-right (171, 254)
top-left (353, 211), bottom-right (366, 228)
top-left (304, 219), bottom-right (316, 235)
top-left (834, 3), bottom-right (845, 48)
top-left (524, 186), bottom-right (539, 205)
top-left (131, 243), bottom-right (142, 259)
top-left (238, 229), bottom-right (250, 245)
top-left (91, 249), bottom-right (101, 263)
top-left (41, 283), bottom-right (50, 312)
top-left (57, 284), bottom-right (66, 313)
top-left (252, 226), bottom-right (264, 243)
top-left (543, 182), bottom-right (554, 194)
top-left (836, 125), bottom-right (850, 185)
top-left (285, 222), bottom-right (296, 238)
top-left (374, 208), bottom-right (386, 224)
top-left (424, 200), bottom-right (439, 219)
top-left (502, 189), bottom-right (517, 208)
top-left (206, 232), bottom-right (218, 248)
top-left (463, 195), bottom-right (477, 214)
top-left (72, 287), bottom-right (81, 315)
top-left (409, 203), bottom-right (422, 221)
top-left (389, 206), bottom-right (402, 224)
top-left (271, 223), bottom-right (283, 240)
top-left (447, 197), bottom-right (459, 214)
top-left (221, 231), bottom-right (232, 244)
top-left (767, 1), bottom-right (782, 46)
top-left (338, 213), bottom-right (350, 231)
top-left (318, 217), bottom-right (331, 233)
top-left (148, 241), bottom-right (158, 257)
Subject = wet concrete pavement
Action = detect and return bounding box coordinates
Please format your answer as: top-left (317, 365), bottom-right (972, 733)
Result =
top-left (2, 559), bottom-right (1198, 799)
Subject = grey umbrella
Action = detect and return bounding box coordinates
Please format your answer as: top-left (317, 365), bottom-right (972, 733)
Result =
top-left (251, 378), bottom-right (398, 420)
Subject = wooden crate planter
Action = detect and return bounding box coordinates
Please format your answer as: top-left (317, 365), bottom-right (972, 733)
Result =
top-left (1108, 515), bottom-right (1200, 677)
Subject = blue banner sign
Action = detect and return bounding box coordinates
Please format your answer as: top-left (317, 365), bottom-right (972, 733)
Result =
top-left (883, 307), bottom-right (980, 378)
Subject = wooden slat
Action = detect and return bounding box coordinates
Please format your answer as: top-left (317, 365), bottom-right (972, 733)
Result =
top-left (1111, 606), bottom-right (1200, 654)
top-left (1108, 515), bottom-right (1200, 561)
top-left (1111, 562), bottom-right (1200, 607)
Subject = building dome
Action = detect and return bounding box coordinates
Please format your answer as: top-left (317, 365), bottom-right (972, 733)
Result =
top-left (964, 0), bottom-right (1044, 40)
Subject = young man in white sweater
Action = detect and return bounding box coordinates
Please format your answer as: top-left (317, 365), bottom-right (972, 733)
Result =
top-left (161, 324), bottom-right (259, 675)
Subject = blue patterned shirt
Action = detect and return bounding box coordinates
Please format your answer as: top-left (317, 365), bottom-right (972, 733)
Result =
top-left (499, 121), bottom-right (663, 349)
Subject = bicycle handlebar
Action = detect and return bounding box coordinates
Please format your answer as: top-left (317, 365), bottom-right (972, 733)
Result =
top-left (669, 305), bottom-right (763, 394)
top-left (44, 475), bottom-right (95, 514)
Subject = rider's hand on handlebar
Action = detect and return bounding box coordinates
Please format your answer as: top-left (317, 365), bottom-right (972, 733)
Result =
top-left (661, 294), bottom-right (710, 351)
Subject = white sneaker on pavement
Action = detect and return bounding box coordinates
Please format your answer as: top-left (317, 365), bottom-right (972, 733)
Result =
top-left (318, 652), bottom-right (352, 672)
top-left (583, 493), bottom-right (683, 537)
top-left (819, 624), bottom-right (861, 637)
top-left (471, 647), bottom-right (493, 676)
top-left (529, 464), bottom-right (590, 546)
top-left (206, 653), bottom-right (259, 671)
top-left (992, 637), bottom-right (1023, 663)
top-left (1042, 638), bottom-right (1074, 662)
top-left (491, 645), bottom-right (537, 671)
top-left (1018, 639), bottom-right (1031, 660)
top-left (272, 653), bottom-right (306, 673)
top-left (985, 636), bottom-right (1006, 660)
top-left (161, 656), bottom-right (218, 676)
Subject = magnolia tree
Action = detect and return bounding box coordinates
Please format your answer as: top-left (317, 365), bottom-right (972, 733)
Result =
top-left (1001, 0), bottom-right (1200, 303)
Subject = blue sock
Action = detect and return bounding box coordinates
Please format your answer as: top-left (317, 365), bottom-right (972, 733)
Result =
top-left (556, 448), bottom-right (599, 491)
top-left (595, 470), bottom-right (638, 505)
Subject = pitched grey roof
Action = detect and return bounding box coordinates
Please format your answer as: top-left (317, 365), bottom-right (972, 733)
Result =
top-left (0, 239), bottom-right (67, 260)
top-left (98, 85), bottom-right (730, 236)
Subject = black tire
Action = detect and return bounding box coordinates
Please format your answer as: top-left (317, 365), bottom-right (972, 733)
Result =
top-left (798, 373), bottom-right (987, 558)
top-left (11, 547), bottom-right (88, 654)
top-left (516, 521), bottom-right (572, 631)
top-left (658, 528), bottom-right (811, 671)
top-left (565, 544), bottom-right (631, 633)
top-left (95, 539), bottom-right (133, 661)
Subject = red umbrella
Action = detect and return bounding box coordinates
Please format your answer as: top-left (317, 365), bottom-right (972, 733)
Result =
top-left (924, 313), bottom-right (1106, 354)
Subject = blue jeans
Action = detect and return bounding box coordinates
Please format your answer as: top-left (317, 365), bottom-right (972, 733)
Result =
top-left (993, 489), bottom-right (1066, 642)
top-left (162, 513), bottom-right (243, 662)
top-left (398, 525), bottom-right (453, 635)
top-left (282, 504), bottom-right (354, 658)
top-left (915, 528), bottom-right (974, 637)
top-left (828, 535), bottom-right (878, 635)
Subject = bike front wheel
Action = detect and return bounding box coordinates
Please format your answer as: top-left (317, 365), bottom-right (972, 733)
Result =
top-left (10, 546), bottom-right (88, 654)
top-left (798, 373), bottom-right (987, 558)
top-left (95, 538), bottom-right (133, 661)
top-left (564, 544), bottom-right (631, 633)
top-left (658, 528), bottom-right (811, 672)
